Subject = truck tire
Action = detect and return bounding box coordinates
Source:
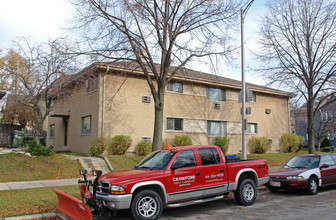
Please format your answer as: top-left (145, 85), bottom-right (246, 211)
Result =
top-left (131, 190), bottom-right (163, 220)
top-left (307, 176), bottom-right (318, 195)
top-left (234, 178), bottom-right (257, 206)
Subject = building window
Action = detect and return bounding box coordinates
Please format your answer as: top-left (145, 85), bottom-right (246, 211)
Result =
top-left (86, 77), bottom-right (98, 93)
top-left (250, 93), bottom-right (257, 102)
top-left (82, 115), bottom-right (91, 134)
top-left (206, 88), bottom-right (226, 101)
top-left (167, 82), bottom-right (183, 93)
top-left (247, 123), bottom-right (258, 134)
top-left (50, 124), bottom-right (55, 138)
top-left (167, 118), bottom-right (183, 131)
top-left (207, 121), bottom-right (227, 137)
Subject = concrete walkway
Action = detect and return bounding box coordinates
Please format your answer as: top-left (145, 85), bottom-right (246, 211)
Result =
top-left (0, 178), bottom-right (79, 191)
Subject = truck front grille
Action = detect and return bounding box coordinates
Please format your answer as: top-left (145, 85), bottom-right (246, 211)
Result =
top-left (97, 181), bottom-right (110, 194)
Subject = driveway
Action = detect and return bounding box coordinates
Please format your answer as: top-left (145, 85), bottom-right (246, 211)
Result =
top-left (114, 186), bottom-right (336, 220)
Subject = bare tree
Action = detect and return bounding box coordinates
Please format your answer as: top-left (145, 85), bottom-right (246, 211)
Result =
top-left (3, 37), bottom-right (77, 143)
top-left (256, 0), bottom-right (336, 153)
top-left (70, 0), bottom-right (242, 151)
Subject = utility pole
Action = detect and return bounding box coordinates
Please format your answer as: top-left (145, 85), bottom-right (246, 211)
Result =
top-left (241, 0), bottom-right (254, 160)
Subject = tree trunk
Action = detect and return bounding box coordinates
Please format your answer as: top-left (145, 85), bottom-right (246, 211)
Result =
top-left (317, 140), bottom-right (322, 152)
top-left (152, 87), bottom-right (165, 151)
top-left (307, 89), bottom-right (315, 154)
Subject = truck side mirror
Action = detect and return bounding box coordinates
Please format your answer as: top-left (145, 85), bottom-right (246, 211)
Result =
top-left (171, 161), bottom-right (186, 170)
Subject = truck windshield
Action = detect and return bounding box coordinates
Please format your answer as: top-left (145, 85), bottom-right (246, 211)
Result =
top-left (135, 151), bottom-right (176, 170)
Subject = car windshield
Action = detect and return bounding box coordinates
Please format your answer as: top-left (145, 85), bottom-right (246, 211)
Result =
top-left (134, 150), bottom-right (176, 170)
top-left (284, 156), bottom-right (320, 169)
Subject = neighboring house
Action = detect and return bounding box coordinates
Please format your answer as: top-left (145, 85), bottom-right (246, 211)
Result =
top-left (0, 91), bottom-right (7, 118)
top-left (47, 62), bottom-right (293, 155)
top-left (294, 95), bottom-right (336, 148)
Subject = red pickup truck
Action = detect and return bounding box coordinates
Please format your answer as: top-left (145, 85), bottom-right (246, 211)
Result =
top-left (54, 145), bottom-right (269, 220)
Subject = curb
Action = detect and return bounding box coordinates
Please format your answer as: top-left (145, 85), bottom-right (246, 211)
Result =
top-left (1, 213), bottom-right (57, 220)
top-left (97, 156), bottom-right (114, 172)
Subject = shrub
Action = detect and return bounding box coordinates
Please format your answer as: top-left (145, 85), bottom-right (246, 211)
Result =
top-left (322, 146), bottom-right (334, 153)
top-left (172, 135), bottom-right (192, 147)
top-left (90, 137), bottom-right (109, 156)
top-left (248, 136), bottom-right (271, 154)
top-left (26, 140), bottom-right (52, 156)
top-left (108, 135), bottom-right (132, 155)
top-left (213, 136), bottom-right (230, 154)
top-left (280, 133), bottom-right (305, 153)
top-left (321, 138), bottom-right (331, 149)
top-left (136, 141), bottom-right (152, 156)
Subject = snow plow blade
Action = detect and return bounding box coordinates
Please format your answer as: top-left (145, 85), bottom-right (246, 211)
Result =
top-left (53, 188), bottom-right (93, 220)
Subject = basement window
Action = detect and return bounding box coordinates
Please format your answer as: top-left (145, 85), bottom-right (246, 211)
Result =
top-left (82, 115), bottom-right (91, 134)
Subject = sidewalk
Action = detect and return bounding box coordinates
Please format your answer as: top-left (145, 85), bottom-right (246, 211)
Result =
top-left (0, 178), bottom-right (80, 191)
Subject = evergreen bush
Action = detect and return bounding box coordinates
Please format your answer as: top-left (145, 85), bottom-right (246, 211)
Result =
top-left (26, 140), bottom-right (52, 156)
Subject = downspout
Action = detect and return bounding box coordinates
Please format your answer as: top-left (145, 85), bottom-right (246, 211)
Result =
top-left (288, 98), bottom-right (291, 133)
top-left (101, 66), bottom-right (109, 137)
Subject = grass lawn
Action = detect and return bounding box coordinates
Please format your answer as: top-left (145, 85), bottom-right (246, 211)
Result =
top-left (106, 155), bottom-right (145, 171)
top-left (247, 151), bottom-right (311, 167)
top-left (0, 153), bottom-right (83, 182)
top-left (0, 185), bottom-right (80, 218)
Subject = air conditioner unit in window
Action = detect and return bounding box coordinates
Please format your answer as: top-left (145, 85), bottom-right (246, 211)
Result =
top-left (142, 95), bottom-right (151, 103)
top-left (214, 103), bottom-right (220, 109)
top-left (142, 137), bottom-right (151, 142)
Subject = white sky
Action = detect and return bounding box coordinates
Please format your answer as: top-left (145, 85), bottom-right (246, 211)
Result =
top-left (0, 0), bottom-right (267, 85)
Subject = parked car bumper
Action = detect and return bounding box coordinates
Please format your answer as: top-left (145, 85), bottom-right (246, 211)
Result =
top-left (96, 192), bottom-right (132, 210)
top-left (267, 178), bottom-right (308, 190)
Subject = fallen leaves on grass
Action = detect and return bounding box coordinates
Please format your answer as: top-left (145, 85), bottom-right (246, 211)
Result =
top-left (0, 205), bottom-right (55, 218)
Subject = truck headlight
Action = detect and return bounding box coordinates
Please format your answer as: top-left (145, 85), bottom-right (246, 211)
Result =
top-left (287, 176), bottom-right (304, 180)
top-left (110, 185), bottom-right (126, 195)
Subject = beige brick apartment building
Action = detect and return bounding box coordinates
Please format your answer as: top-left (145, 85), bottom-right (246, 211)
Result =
top-left (47, 62), bottom-right (293, 155)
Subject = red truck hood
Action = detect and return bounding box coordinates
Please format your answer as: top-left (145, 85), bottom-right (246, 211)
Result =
top-left (269, 167), bottom-right (309, 177)
top-left (98, 169), bottom-right (164, 185)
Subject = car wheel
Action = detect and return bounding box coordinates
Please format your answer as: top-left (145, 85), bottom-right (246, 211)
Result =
top-left (307, 176), bottom-right (318, 195)
top-left (234, 178), bottom-right (257, 206)
top-left (131, 190), bottom-right (163, 220)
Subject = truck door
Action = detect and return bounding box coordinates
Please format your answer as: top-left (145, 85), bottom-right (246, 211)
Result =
top-left (320, 154), bottom-right (336, 185)
top-left (197, 147), bottom-right (228, 196)
top-left (164, 150), bottom-right (203, 203)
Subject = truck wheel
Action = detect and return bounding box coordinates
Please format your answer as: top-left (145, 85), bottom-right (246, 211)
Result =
top-left (307, 176), bottom-right (318, 195)
top-left (131, 190), bottom-right (163, 220)
top-left (234, 178), bottom-right (257, 206)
